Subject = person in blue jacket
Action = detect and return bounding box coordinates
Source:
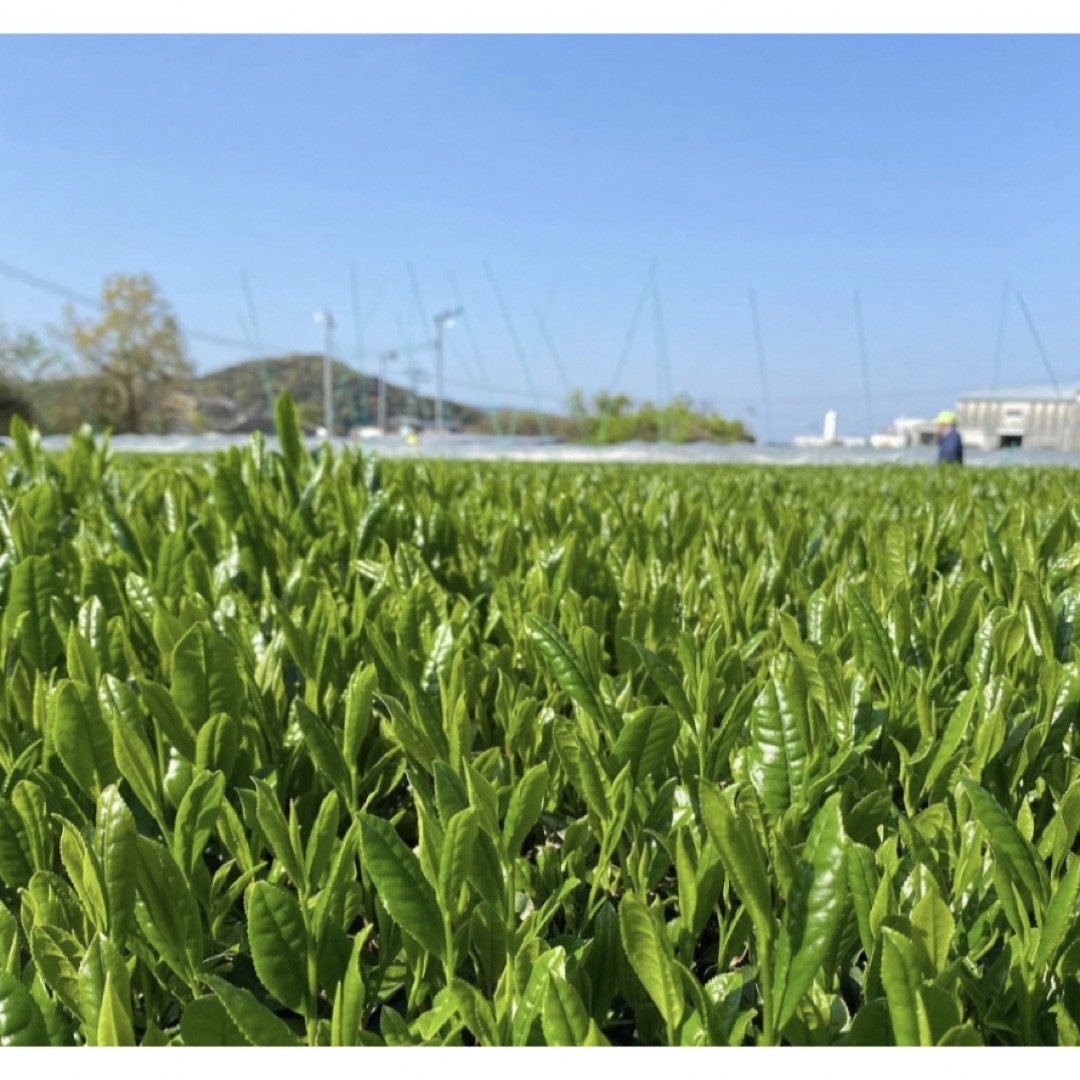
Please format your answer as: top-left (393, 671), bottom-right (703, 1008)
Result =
top-left (936, 410), bottom-right (963, 464)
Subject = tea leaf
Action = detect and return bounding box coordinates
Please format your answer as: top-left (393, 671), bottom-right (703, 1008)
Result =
top-left (358, 811), bottom-right (446, 960)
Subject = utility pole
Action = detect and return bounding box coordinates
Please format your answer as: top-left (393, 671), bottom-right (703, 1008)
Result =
top-left (433, 307), bottom-right (463, 435)
top-left (314, 309), bottom-right (335, 434)
top-left (404, 363), bottom-right (429, 429)
top-left (378, 350), bottom-right (397, 433)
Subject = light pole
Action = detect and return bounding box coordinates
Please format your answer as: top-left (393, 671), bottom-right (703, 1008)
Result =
top-left (378, 350), bottom-right (398, 434)
top-left (433, 307), bottom-right (463, 435)
top-left (314, 309), bottom-right (335, 434)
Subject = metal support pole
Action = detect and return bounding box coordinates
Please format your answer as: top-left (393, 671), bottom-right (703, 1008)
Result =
top-left (1016, 290), bottom-right (1066, 450)
top-left (314, 309), bottom-right (335, 434)
top-left (433, 307), bottom-right (463, 435)
top-left (378, 350), bottom-right (396, 433)
top-left (434, 320), bottom-right (444, 434)
top-left (747, 288), bottom-right (774, 446)
top-left (324, 324), bottom-right (333, 433)
top-left (404, 364), bottom-right (426, 427)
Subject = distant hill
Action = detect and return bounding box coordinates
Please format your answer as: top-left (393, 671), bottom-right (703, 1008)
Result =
top-left (194, 354), bottom-right (511, 435)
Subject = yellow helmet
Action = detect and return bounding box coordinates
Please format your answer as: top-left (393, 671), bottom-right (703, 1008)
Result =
top-left (936, 410), bottom-right (957, 425)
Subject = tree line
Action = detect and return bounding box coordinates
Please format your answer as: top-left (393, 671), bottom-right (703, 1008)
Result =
top-left (0, 273), bottom-right (192, 435)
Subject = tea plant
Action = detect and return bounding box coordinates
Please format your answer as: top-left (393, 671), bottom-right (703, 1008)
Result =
top-left (1, 399), bottom-right (1079, 1046)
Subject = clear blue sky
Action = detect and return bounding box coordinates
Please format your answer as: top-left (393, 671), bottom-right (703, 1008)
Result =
top-left (2, 34), bottom-right (1079, 440)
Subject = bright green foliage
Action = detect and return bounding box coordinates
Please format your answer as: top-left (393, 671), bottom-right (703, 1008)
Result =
top-left (1, 413), bottom-right (1079, 1045)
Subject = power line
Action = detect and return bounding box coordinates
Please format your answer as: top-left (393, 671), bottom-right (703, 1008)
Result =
top-left (0, 256), bottom-right (298, 353)
top-left (0, 255), bottom-right (435, 363)
top-left (0, 258), bottom-right (100, 308)
top-left (442, 374), bottom-right (565, 404)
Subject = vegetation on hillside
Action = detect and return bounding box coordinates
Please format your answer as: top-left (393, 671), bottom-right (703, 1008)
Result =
top-left (566, 391), bottom-right (752, 443)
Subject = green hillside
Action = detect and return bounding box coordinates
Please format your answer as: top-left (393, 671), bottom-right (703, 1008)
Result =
top-left (193, 356), bottom-right (753, 443)
top-left (195, 354), bottom-right (499, 434)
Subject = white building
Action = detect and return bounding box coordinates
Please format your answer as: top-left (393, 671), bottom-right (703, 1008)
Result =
top-left (792, 410), bottom-right (868, 447)
top-left (870, 416), bottom-right (939, 449)
top-left (956, 383), bottom-right (1080, 451)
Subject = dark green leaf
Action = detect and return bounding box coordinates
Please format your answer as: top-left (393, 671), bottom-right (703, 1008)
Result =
top-left (172, 622), bottom-right (243, 730)
top-left (53, 680), bottom-right (119, 799)
top-left (438, 807), bottom-right (478, 922)
top-left (960, 778), bottom-right (1049, 913)
top-left (447, 978), bottom-right (500, 1045)
top-left (0, 969), bottom-right (49, 1046)
top-left (195, 713), bottom-right (239, 778)
top-left (293, 699), bottom-right (351, 797)
top-left (748, 677), bottom-right (810, 816)
top-left (100, 675), bottom-right (161, 820)
top-left (847, 584), bottom-right (895, 689)
top-left (181, 995), bottom-right (250, 1046)
top-left (542, 974), bottom-right (591, 1046)
top-left (619, 892), bottom-right (684, 1031)
top-left (274, 393), bottom-right (307, 480)
top-left (96, 785), bottom-right (137, 947)
top-left (1034, 856), bottom-right (1080, 972)
top-left (96, 971), bottom-right (136, 1046)
top-left (78, 934), bottom-right (130, 1048)
top-left (3, 555), bottom-right (62, 671)
top-left (502, 762), bottom-right (548, 857)
top-left (627, 639), bottom-right (695, 731)
top-left (881, 927), bottom-right (923, 1047)
top-left (202, 975), bottom-right (302, 1047)
top-left (173, 769), bottom-right (226, 881)
top-left (304, 790), bottom-right (341, 889)
top-left (253, 777), bottom-right (307, 891)
top-left (513, 948), bottom-right (565, 1046)
top-left (247, 881), bottom-right (310, 1014)
top-left (134, 836), bottom-right (202, 984)
top-left (357, 811), bottom-right (446, 960)
top-left (525, 614), bottom-right (606, 730)
top-left (700, 781), bottom-right (773, 954)
top-left (612, 707), bottom-right (680, 785)
top-left (910, 889), bottom-right (953, 977)
top-left (774, 794), bottom-right (849, 1029)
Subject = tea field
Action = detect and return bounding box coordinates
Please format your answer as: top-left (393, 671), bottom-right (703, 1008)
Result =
top-left (1, 401), bottom-right (1079, 1047)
